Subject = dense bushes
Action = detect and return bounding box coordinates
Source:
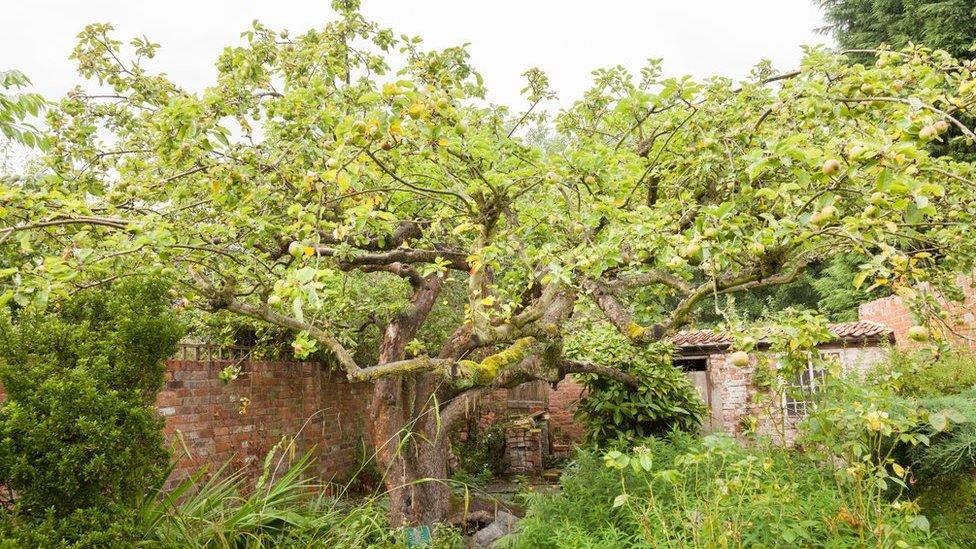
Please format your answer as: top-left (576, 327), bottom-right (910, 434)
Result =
top-left (565, 323), bottom-right (705, 443)
top-left (882, 348), bottom-right (976, 397)
top-left (514, 433), bottom-right (944, 548)
top-left (866, 349), bottom-right (976, 543)
top-left (797, 354), bottom-right (976, 546)
top-left (0, 278), bottom-right (183, 547)
top-left (515, 348), bottom-right (976, 548)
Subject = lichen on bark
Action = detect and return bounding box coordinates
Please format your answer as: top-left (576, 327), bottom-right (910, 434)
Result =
top-left (457, 336), bottom-right (536, 386)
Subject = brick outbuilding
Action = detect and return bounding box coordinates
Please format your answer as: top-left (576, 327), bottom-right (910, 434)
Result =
top-left (482, 321), bottom-right (894, 474)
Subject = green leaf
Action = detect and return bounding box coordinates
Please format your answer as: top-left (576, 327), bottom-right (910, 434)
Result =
top-left (612, 494), bottom-right (628, 508)
top-left (292, 296), bottom-right (304, 323)
top-left (910, 515), bottom-right (930, 533)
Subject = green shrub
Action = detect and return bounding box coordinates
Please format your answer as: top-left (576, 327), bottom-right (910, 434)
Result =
top-left (914, 474), bottom-right (976, 548)
top-left (907, 389), bottom-right (976, 479)
top-left (0, 278), bottom-right (183, 547)
top-left (565, 323), bottom-right (705, 444)
top-left (513, 434), bottom-right (946, 548)
top-left (881, 348), bottom-right (976, 398)
top-left (801, 368), bottom-right (976, 547)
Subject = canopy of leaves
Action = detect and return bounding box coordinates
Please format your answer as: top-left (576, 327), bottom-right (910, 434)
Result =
top-left (0, 69), bottom-right (45, 148)
top-left (2, 2), bottom-right (976, 391)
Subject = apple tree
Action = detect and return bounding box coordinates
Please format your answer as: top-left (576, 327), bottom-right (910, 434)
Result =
top-left (0, 69), bottom-right (45, 148)
top-left (3, 1), bottom-right (976, 525)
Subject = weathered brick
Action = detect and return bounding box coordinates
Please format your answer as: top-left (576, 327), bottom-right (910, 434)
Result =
top-left (155, 359), bottom-right (372, 490)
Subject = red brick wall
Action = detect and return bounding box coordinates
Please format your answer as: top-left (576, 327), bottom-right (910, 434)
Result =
top-left (462, 378), bottom-right (586, 475)
top-left (859, 274), bottom-right (976, 348)
top-left (548, 378), bottom-right (585, 447)
top-left (0, 359), bottom-right (373, 489)
top-left (161, 359), bottom-right (372, 488)
top-left (858, 296), bottom-right (915, 346)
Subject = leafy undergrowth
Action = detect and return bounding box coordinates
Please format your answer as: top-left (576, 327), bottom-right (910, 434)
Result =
top-left (511, 433), bottom-right (949, 549)
top-left (137, 448), bottom-right (464, 549)
top-left (872, 349), bottom-right (976, 543)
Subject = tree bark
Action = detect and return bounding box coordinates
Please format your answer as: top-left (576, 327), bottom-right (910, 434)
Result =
top-left (367, 273), bottom-right (454, 526)
top-left (369, 376), bottom-right (453, 526)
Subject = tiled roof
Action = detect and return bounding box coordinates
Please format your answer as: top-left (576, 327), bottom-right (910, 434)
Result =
top-left (668, 320), bottom-right (893, 349)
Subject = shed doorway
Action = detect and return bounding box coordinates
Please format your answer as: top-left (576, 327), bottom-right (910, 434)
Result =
top-left (674, 356), bottom-right (721, 432)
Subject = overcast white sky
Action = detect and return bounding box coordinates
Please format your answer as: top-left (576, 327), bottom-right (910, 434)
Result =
top-left (1, 1), bottom-right (830, 109)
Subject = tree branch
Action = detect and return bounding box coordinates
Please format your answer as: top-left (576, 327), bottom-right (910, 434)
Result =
top-left (222, 296), bottom-right (361, 375)
top-left (587, 258), bottom-right (811, 344)
top-left (307, 244), bottom-right (469, 271)
top-left (0, 216), bottom-right (130, 245)
top-left (360, 262), bottom-right (424, 289)
top-left (559, 360), bottom-right (638, 387)
top-left (317, 219), bottom-right (427, 251)
top-left (604, 270), bottom-right (694, 294)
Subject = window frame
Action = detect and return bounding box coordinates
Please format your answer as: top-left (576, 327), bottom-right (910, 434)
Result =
top-left (781, 351), bottom-right (841, 418)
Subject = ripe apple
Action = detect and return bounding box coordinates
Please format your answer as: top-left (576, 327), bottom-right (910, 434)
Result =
top-left (822, 159), bottom-right (841, 175)
top-left (919, 125), bottom-right (937, 140)
top-left (729, 351), bottom-right (750, 367)
top-left (810, 205), bottom-right (837, 227)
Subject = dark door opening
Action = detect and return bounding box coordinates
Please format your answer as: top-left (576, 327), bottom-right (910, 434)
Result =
top-left (674, 357), bottom-right (708, 372)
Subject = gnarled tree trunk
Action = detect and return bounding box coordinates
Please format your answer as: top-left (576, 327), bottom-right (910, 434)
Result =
top-left (366, 273), bottom-right (456, 526)
top-left (369, 375), bottom-right (453, 526)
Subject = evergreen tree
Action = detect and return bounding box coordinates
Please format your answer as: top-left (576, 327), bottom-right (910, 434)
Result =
top-left (816, 0), bottom-right (976, 60)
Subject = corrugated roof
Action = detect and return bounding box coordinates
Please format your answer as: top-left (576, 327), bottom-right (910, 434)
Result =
top-left (668, 321), bottom-right (893, 349)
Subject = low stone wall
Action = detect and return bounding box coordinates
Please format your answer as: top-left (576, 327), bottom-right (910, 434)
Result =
top-left (465, 379), bottom-right (585, 475)
top-left (505, 418), bottom-right (545, 474)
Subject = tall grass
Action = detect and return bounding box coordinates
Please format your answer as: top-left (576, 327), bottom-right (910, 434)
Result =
top-left (136, 442), bottom-right (398, 548)
top-left (134, 434), bottom-right (474, 548)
